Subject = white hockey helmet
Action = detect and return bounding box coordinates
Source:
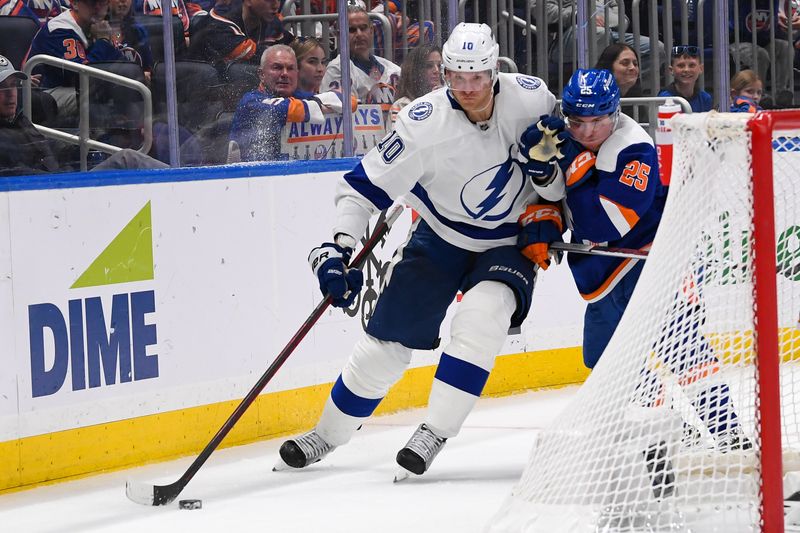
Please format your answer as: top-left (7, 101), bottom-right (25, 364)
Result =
top-left (441, 23), bottom-right (499, 82)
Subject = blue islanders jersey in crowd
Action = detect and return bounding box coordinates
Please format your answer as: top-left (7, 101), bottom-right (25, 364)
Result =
top-left (562, 113), bottom-right (666, 302)
top-left (26, 10), bottom-right (124, 88)
top-left (229, 86), bottom-right (322, 162)
top-left (333, 73), bottom-right (558, 252)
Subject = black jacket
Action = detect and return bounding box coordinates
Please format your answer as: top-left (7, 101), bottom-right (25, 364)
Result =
top-left (0, 112), bottom-right (60, 176)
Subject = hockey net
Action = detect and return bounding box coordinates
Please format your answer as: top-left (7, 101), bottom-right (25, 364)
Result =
top-left (488, 111), bottom-right (800, 533)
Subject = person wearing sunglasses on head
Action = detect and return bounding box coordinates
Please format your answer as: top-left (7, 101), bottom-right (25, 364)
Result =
top-left (657, 45), bottom-right (712, 113)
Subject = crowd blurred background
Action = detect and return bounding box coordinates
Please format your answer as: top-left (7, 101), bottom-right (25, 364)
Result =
top-left (0, 0), bottom-right (797, 175)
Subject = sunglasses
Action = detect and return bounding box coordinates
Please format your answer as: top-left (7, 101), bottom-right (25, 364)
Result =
top-left (671, 45), bottom-right (700, 57)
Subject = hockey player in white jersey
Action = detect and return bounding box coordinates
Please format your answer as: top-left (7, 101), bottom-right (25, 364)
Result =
top-left (279, 22), bottom-right (558, 476)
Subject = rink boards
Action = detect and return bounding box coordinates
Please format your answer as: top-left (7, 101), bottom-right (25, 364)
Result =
top-left (0, 160), bottom-right (590, 493)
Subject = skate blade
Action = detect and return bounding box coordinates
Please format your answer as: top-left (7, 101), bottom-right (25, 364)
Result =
top-left (393, 468), bottom-right (414, 483)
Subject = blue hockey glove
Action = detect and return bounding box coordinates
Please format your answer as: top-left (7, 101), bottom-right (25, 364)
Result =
top-left (520, 115), bottom-right (572, 186)
top-left (308, 242), bottom-right (364, 307)
top-left (517, 204), bottom-right (564, 270)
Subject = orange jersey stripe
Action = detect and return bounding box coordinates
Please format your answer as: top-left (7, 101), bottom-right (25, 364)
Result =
top-left (580, 243), bottom-right (651, 302)
top-left (677, 362), bottom-right (720, 387)
top-left (598, 194), bottom-right (640, 228)
top-left (225, 39), bottom-right (256, 62)
top-left (285, 98), bottom-right (308, 122)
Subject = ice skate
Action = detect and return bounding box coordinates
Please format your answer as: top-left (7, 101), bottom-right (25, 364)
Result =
top-left (715, 426), bottom-right (753, 453)
top-left (278, 429), bottom-right (336, 469)
top-left (395, 423), bottom-right (447, 476)
top-left (643, 440), bottom-right (675, 499)
top-left (680, 422), bottom-right (704, 449)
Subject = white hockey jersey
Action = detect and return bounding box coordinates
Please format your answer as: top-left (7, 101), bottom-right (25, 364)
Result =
top-left (321, 54), bottom-right (401, 109)
top-left (333, 73), bottom-right (558, 252)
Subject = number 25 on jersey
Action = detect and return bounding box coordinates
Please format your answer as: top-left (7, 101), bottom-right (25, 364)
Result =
top-left (619, 161), bottom-right (650, 191)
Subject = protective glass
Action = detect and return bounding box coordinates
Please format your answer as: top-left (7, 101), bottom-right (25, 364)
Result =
top-left (444, 70), bottom-right (494, 92)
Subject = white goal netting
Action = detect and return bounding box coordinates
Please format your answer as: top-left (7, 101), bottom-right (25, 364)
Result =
top-left (489, 112), bottom-right (800, 532)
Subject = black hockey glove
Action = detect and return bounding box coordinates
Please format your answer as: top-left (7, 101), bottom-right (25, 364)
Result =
top-left (308, 242), bottom-right (363, 308)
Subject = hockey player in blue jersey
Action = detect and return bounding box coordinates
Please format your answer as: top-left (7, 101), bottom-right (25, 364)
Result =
top-left (278, 22), bottom-right (559, 476)
top-left (518, 69), bottom-right (750, 453)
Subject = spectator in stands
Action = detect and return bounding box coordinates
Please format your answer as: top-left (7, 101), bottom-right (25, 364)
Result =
top-left (290, 36), bottom-right (326, 93)
top-left (389, 44), bottom-right (441, 126)
top-left (534, 0), bottom-right (664, 90)
top-left (229, 44), bottom-right (347, 161)
top-left (366, 0), bottom-right (434, 64)
top-left (657, 45), bottom-right (712, 113)
top-left (729, 0), bottom-right (792, 93)
top-left (0, 54), bottom-right (166, 175)
top-left (321, 5), bottom-right (401, 112)
top-left (729, 69), bottom-right (763, 112)
top-left (109, 0), bottom-right (154, 72)
top-left (594, 43), bottom-right (646, 121)
top-left (0, 0), bottom-right (60, 23)
top-left (26, 0), bottom-right (125, 119)
top-left (140, 0), bottom-right (205, 37)
top-left (188, 0), bottom-right (293, 67)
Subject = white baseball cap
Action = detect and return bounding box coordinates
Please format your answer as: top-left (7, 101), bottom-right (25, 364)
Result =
top-left (0, 55), bottom-right (27, 85)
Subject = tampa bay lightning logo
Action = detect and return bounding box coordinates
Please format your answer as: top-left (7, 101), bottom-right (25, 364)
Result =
top-left (460, 147), bottom-right (525, 222)
top-left (408, 101), bottom-right (433, 121)
top-left (516, 75), bottom-right (541, 90)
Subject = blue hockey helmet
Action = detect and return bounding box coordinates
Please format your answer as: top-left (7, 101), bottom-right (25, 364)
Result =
top-left (560, 69), bottom-right (621, 117)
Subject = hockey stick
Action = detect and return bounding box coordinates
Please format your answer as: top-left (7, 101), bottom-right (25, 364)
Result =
top-left (551, 241), bottom-right (649, 260)
top-left (126, 204), bottom-right (404, 506)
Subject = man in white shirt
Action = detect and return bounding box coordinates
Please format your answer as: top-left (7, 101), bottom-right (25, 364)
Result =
top-left (321, 5), bottom-right (401, 112)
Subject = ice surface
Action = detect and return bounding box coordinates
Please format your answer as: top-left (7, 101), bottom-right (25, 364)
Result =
top-left (0, 387), bottom-right (576, 533)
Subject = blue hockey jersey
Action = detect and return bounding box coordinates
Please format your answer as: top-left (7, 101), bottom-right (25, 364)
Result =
top-left (26, 10), bottom-right (124, 89)
top-left (229, 86), bottom-right (322, 162)
top-left (562, 113), bottom-right (666, 302)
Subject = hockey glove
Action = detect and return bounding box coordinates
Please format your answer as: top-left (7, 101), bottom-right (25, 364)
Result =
top-left (520, 115), bottom-right (567, 160)
top-left (517, 204), bottom-right (564, 270)
top-left (564, 150), bottom-right (598, 191)
top-left (519, 116), bottom-right (572, 186)
top-left (308, 242), bottom-right (364, 308)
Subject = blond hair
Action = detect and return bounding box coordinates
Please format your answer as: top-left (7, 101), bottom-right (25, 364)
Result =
top-left (290, 37), bottom-right (324, 64)
top-left (730, 69), bottom-right (762, 95)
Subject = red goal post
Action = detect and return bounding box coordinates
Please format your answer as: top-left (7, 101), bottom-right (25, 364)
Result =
top-left (750, 110), bottom-right (800, 533)
top-left (488, 110), bottom-right (800, 533)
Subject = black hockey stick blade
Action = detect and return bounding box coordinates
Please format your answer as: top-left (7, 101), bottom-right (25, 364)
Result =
top-left (125, 204), bottom-right (404, 506)
top-left (551, 241), bottom-right (649, 260)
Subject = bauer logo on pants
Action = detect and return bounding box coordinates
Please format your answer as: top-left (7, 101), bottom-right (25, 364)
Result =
top-left (27, 202), bottom-right (159, 398)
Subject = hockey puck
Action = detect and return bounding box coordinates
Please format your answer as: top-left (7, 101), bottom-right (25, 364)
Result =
top-left (178, 499), bottom-right (202, 510)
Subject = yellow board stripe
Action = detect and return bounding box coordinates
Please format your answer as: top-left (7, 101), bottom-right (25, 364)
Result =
top-left (0, 347), bottom-right (587, 494)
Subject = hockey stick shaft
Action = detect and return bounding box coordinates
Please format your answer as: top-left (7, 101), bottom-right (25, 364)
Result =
top-left (127, 204), bottom-right (404, 506)
top-left (551, 241), bottom-right (649, 259)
